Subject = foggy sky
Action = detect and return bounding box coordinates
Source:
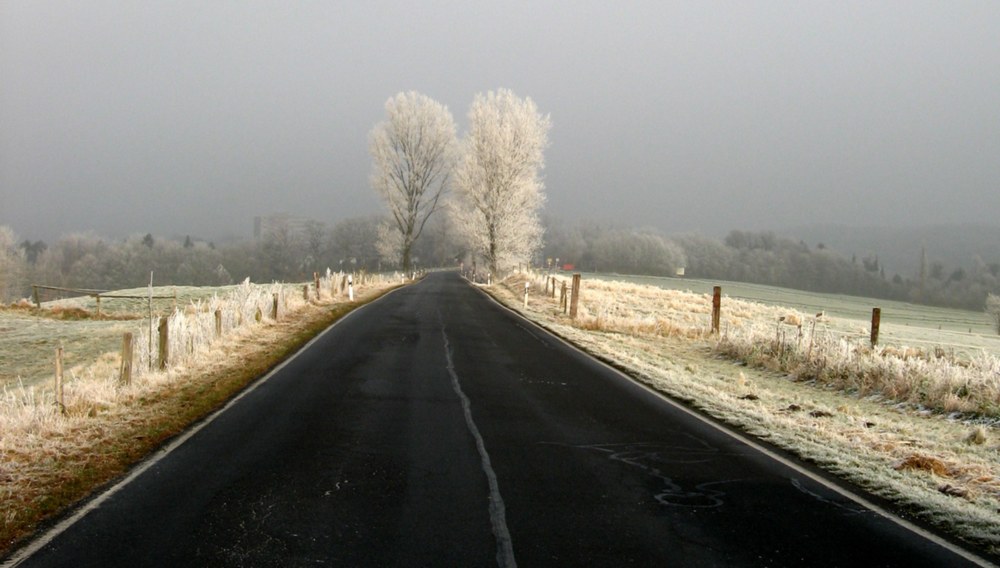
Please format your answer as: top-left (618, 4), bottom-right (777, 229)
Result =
top-left (2, 1), bottom-right (999, 242)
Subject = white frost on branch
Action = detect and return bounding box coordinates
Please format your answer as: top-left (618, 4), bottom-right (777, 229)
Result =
top-left (369, 92), bottom-right (457, 271)
top-left (450, 89), bottom-right (551, 276)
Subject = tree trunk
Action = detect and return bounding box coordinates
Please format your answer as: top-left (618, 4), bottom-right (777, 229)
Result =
top-left (402, 243), bottom-right (412, 273)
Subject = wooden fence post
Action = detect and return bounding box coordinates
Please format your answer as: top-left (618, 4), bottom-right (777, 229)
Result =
top-left (158, 317), bottom-right (169, 370)
top-left (870, 308), bottom-right (881, 346)
top-left (214, 308), bottom-right (222, 337)
top-left (32, 285), bottom-right (41, 309)
top-left (119, 332), bottom-right (133, 386)
top-left (570, 273), bottom-right (581, 319)
top-left (524, 281), bottom-right (530, 309)
top-left (95, 295), bottom-right (102, 318)
top-left (712, 286), bottom-right (722, 334)
top-left (314, 272), bottom-right (321, 299)
top-left (303, 284), bottom-right (309, 302)
top-left (55, 346), bottom-right (65, 415)
top-left (272, 293), bottom-right (279, 320)
top-left (561, 281), bottom-right (568, 313)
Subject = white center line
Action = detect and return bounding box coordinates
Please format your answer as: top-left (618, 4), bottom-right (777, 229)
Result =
top-left (441, 325), bottom-right (517, 568)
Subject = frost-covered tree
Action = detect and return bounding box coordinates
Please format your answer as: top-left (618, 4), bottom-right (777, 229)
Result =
top-left (450, 89), bottom-right (551, 276)
top-left (369, 91), bottom-right (457, 272)
top-left (987, 293), bottom-right (1000, 335)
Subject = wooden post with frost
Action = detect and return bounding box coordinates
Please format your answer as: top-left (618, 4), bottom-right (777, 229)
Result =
top-left (870, 308), bottom-right (881, 346)
top-left (524, 281), bottom-right (530, 309)
top-left (158, 317), bottom-right (169, 370)
top-left (272, 293), bottom-right (279, 320)
top-left (561, 281), bottom-right (568, 313)
top-left (120, 332), bottom-right (133, 386)
top-left (303, 284), bottom-right (309, 302)
top-left (712, 286), bottom-right (722, 334)
top-left (314, 272), bottom-right (321, 299)
top-left (570, 273), bottom-right (581, 319)
top-left (55, 346), bottom-right (65, 415)
top-left (214, 308), bottom-right (222, 337)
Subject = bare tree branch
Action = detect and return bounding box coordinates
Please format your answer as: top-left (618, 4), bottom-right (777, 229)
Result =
top-left (369, 92), bottom-right (457, 271)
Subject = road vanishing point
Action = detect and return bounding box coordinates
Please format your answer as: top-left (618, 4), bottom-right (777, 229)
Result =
top-left (6, 272), bottom-right (993, 567)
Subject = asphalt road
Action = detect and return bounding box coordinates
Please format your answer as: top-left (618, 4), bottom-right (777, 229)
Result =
top-left (7, 272), bottom-right (989, 567)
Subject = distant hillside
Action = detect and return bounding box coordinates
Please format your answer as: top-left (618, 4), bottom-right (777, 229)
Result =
top-left (782, 224), bottom-right (1000, 278)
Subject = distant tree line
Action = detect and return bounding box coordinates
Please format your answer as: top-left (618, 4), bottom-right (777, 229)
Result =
top-left (543, 219), bottom-right (686, 277)
top-left (4, 218), bottom-right (998, 315)
top-left (0, 216), bottom-right (461, 304)
top-left (543, 221), bottom-right (1000, 313)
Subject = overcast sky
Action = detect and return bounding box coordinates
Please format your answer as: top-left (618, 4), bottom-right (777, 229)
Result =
top-left (2, 1), bottom-right (999, 242)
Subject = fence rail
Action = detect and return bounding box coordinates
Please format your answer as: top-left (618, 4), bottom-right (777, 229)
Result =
top-left (31, 284), bottom-right (177, 316)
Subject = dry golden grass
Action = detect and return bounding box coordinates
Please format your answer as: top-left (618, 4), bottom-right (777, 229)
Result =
top-left (494, 272), bottom-right (1000, 557)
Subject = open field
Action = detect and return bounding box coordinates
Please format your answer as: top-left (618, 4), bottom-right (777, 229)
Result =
top-left (579, 272), bottom-right (1000, 359)
top-left (491, 272), bottom-right (1000, 557)
top-left (2, 284), bottom-right (277, 391)
top-left (1, 275), bottom-right (398, 392)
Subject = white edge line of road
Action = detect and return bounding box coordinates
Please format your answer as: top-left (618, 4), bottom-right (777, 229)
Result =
top-left (3, 285), bottom-right (407, 568)
top-left (469, 277), bottom-right (996, 568)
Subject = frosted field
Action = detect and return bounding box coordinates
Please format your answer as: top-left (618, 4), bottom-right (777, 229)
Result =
top-left (0, 313), bottom-right (138, 391)
top-left (2, 283), bottom-right (300, 390)
top-left (579, 272), bottom-right (1000, 359)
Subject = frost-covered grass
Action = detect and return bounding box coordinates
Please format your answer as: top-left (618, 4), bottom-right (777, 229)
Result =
top-left (1, 273), bottom-right (397, 391)
top-left (582, 272), bottom-right (1000, 357)
top-left (0, 272), bottom-right (402, 553)
top-left (495, 272), bottom-right (1000, 557)
top-left (0, 313), bottom-right (138, 391)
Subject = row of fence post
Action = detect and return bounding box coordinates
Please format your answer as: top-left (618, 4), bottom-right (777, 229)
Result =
top-left (530, 276), bottom-right (884, 347)
top-left (710, 285), bottom-right (882, 346)
top-left (47, 274), bottom-right (373, 413)
top-left (532, 273), bottom-right (581, 318)
top-left (53, 290), bottom-right (285, 410)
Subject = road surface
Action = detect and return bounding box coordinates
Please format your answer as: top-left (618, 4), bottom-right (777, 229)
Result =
top-left (7, 272), bottom-right (989, 566)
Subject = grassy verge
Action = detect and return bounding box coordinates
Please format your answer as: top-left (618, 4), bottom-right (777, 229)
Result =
top-left (486, 274), bottom-right (1000, 560)
top-left (0, 284), bottom-right (400, 558)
